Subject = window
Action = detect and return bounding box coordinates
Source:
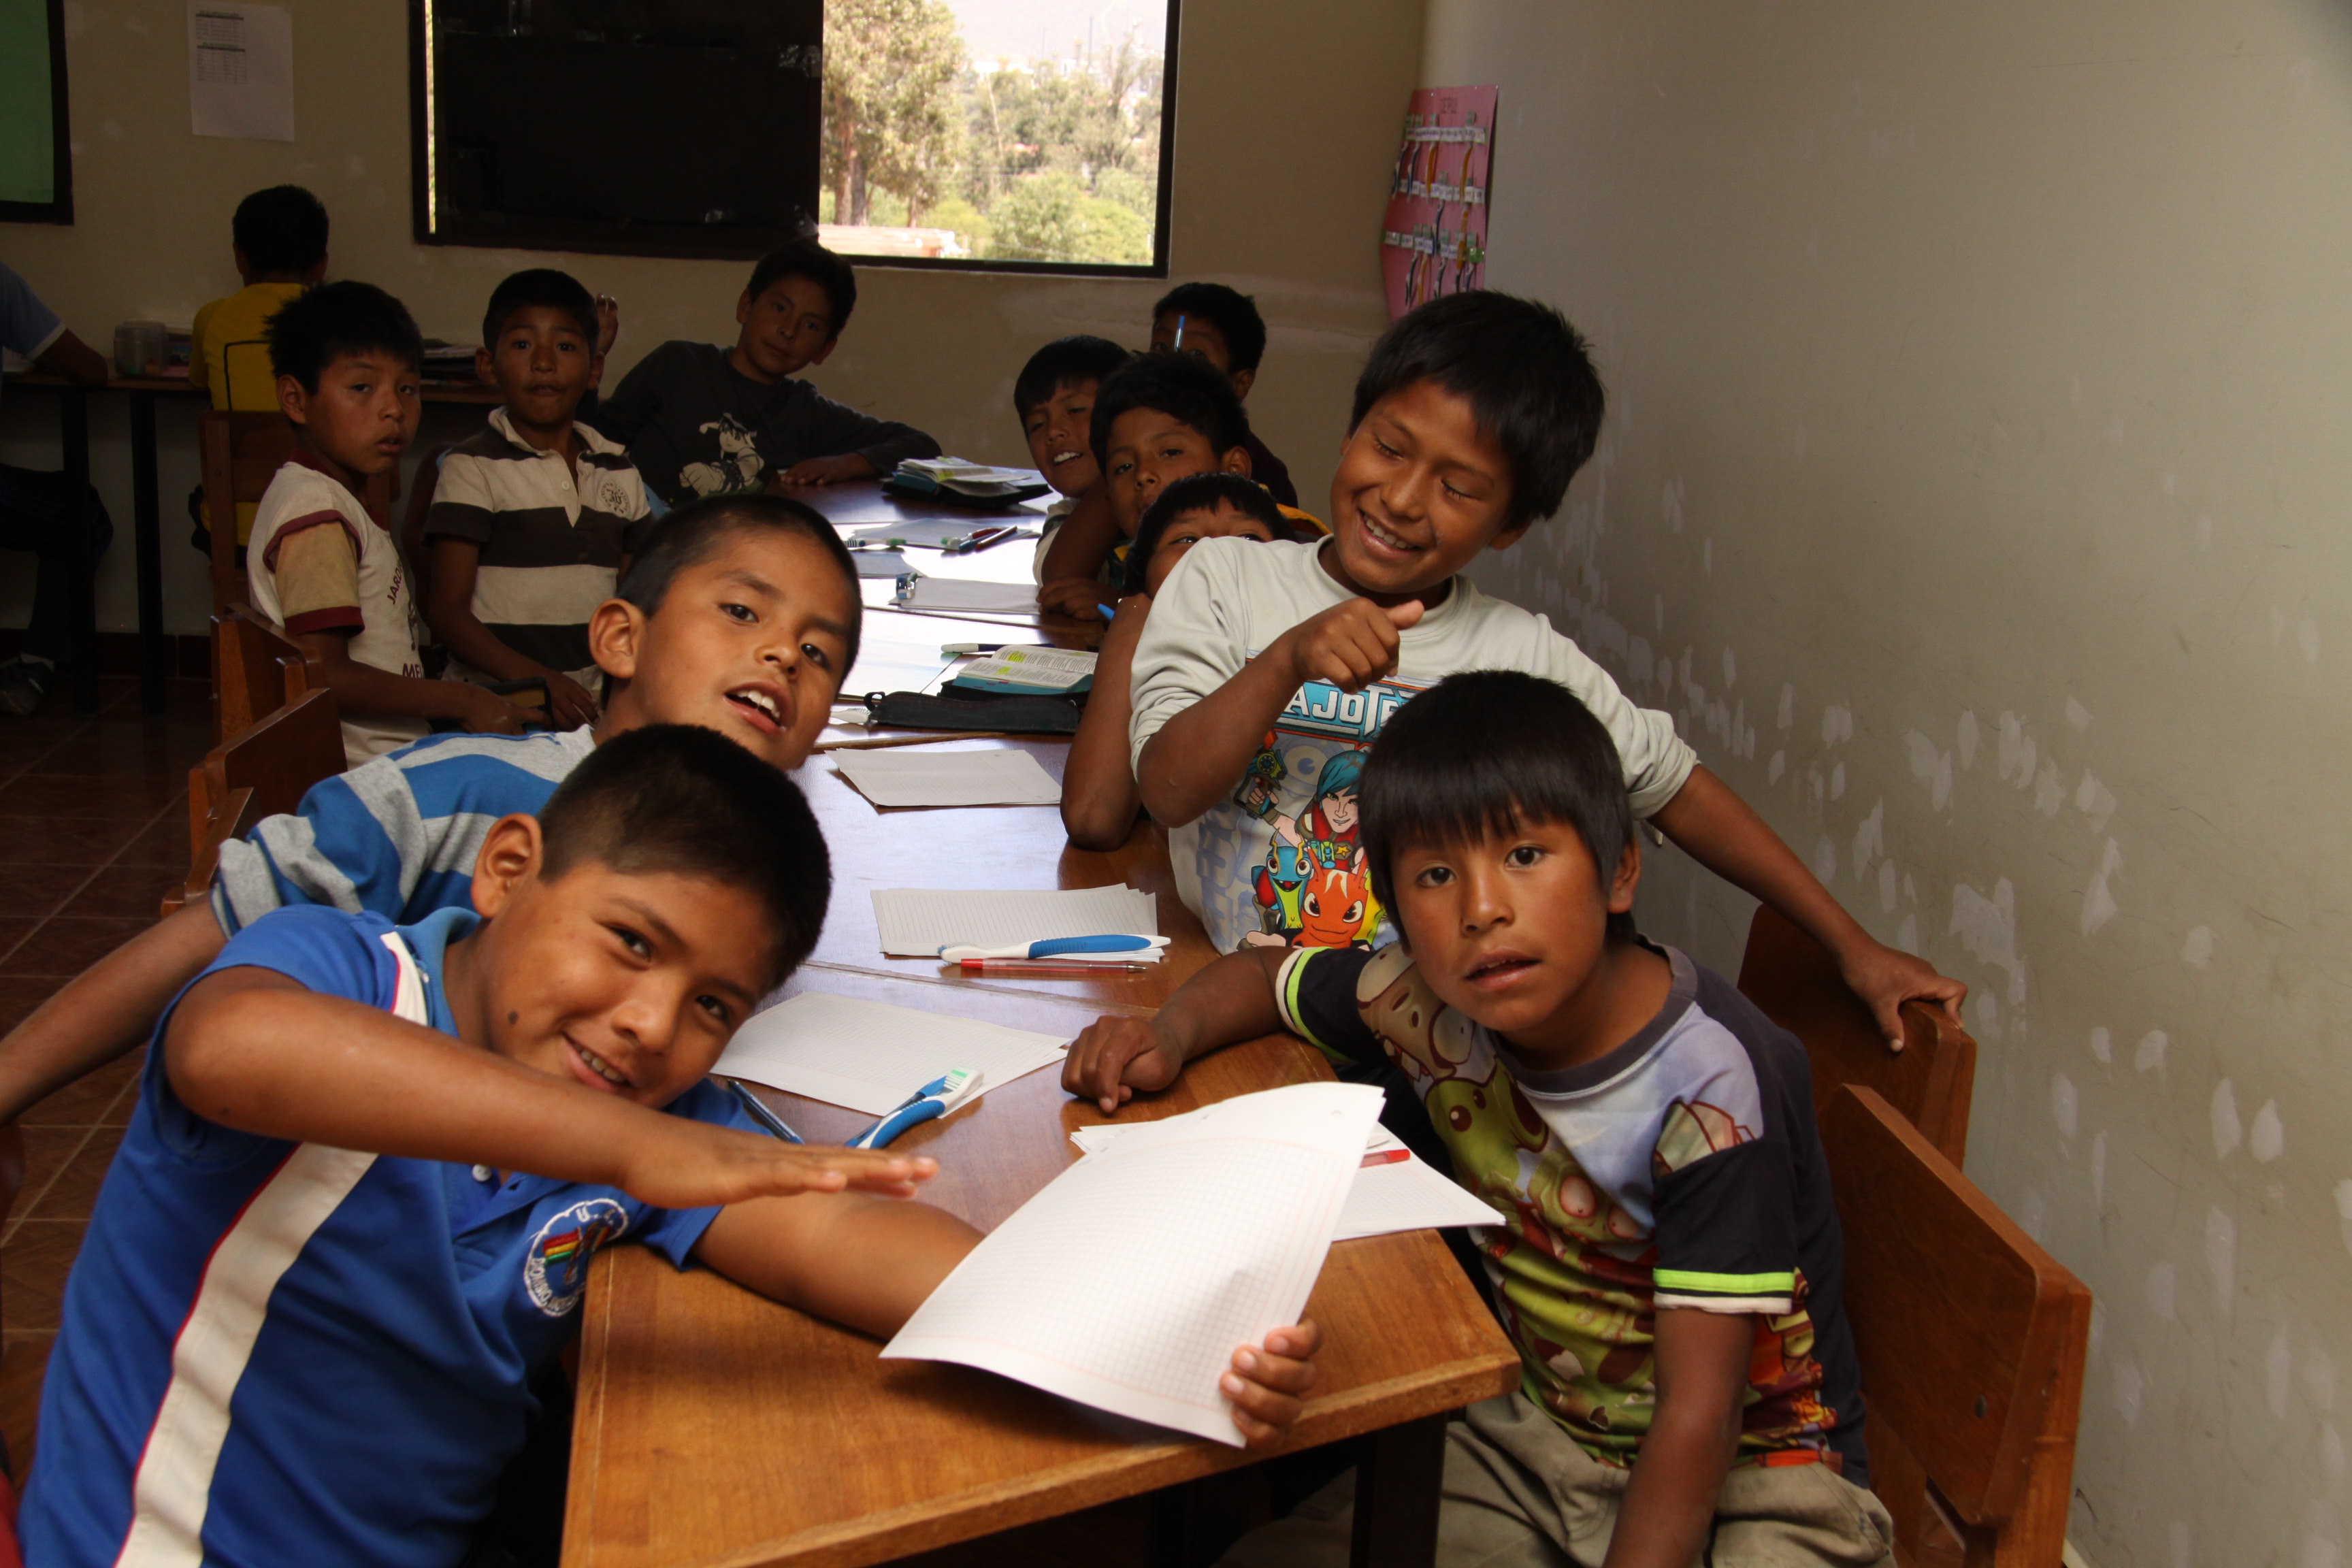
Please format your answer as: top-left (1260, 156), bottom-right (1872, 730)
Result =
top-left (409, 0), bottom-right (1177, 275)
top-left (0, 0), bottom-right (74, 225)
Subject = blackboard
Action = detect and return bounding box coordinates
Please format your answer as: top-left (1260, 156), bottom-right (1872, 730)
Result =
top-left (0, 0), bottom-right (74, 224)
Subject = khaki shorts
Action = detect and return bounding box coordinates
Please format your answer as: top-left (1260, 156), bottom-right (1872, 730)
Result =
top-left (1218, 1394), bottom-right (1895, 1568)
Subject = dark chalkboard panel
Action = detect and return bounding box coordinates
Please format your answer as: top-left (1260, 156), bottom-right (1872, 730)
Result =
top-left (0, 0), bottom-right (74, 224)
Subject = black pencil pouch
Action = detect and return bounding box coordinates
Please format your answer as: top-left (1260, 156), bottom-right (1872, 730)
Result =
top-left (861, 689), bottom-right (1083, 735)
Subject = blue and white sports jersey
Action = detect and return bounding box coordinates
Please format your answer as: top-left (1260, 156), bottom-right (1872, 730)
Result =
top-left (210, 726), bottom-right (598, 935)
top-left (22, 903), bottom-right (756, 1568)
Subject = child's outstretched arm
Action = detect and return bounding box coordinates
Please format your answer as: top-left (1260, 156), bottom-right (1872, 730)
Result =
top-left (169, 966), bottom-right (933, 1209)
top-left (1061, 946), bottom-right (1290, 1113)
top-left (0, 901), bottom-right (227, 1125)
top-left (1037, 487), bottom-right (1124, 621)
top-left (1602, 1308), bottom-right (1754, 1568)
top-left (1648, 765), bottom-right (1965, 1047)
top-left (1061, 592), bottom-right (1151, 849)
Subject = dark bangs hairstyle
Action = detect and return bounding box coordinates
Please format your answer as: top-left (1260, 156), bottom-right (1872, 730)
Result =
top-left (1348, 290), bottom-right (1605, 529)
top-left (538, 724), bottom-right (831, 989)
top-left (265, 280), bottom-right (423, 393)
top-left (616, 494), bottom-right (862, 675)
top-left (745, 239), bottom-right (857, 338)
top-left (1152, 281), bottom-right (1267, 372)
top-left (233, 184), bottom-right (329, 276)
top-left (1090, 351), bottom-right (1252, 468)
top-left (1013, 334), bottom-right (1133, 419)
top-left (1123, 472), bottom-right (1296, 595)
top-left (482, 267), bottom-right (598, 350)
top-left (1360, 670), bottom-right (1637, 942)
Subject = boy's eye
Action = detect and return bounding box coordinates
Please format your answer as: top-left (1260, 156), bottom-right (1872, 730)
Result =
top-left (721, 602), bottom-right (756, 623)
top-left (696, 994), bottom-right (732, 1025)
top-left (1505, 845), bottom-right (1545, 869)
top-left (1414, 865), bottom-right (1454, 888)
top-left (607, 924), bottom-right (652, 959)
top-left (1373, 438), bottom-right (1402, 459)
top-left (800, 641), bottom-right (832, 670)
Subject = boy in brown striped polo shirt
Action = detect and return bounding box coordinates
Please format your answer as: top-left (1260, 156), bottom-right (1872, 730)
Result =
top-left (425, 270), bottom-right (655, 730)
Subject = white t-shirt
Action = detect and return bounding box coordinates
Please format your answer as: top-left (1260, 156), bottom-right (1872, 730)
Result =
top-left (1128, 536), bottom-right (1697, 953)
top-left (1030, 493), bottom-right (1080, 585)
top-left (248, 458), bottom-right (430, 765)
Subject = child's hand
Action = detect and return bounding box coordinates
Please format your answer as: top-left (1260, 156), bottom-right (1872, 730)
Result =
top-left (1223, 1320), bottom-right (1323, 1448)
top-left (1281, 598), bottom-right (1424, 693)
top-left (544, 670), bottom-right (602, 731)
top-left (1061, 1015), bottom-right (1186, 1113)
top-left (613, 1117), bottom-right (938, 1211)
top-left (594, 294), bottom-right (621, 357)
top-left (1837, 935), bottom-right (1967, 1051)
top-left (775, 455), bottom-right (871, 487)
top-left (451, 683), bottom-right (531, 736)
top-left (1039, 577), bottom-right (1110, 621)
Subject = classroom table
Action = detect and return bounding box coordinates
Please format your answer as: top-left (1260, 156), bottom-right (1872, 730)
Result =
top-left (563, 739), bottom-right (1523, 1568)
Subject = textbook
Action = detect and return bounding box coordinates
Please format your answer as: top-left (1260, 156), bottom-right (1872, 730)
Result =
top-left (885, 457), bottom-right (1051, 508)
top-left (949, 644), bottom-right (1096, 696)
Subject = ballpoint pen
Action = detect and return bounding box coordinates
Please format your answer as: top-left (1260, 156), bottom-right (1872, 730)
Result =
top-left (727, 1080), bottom-right (804, 1144)
top-left (941, 642), bottom-right (1010, 655)
top-left (947, 525), bottom-right (1017, 553)
top-left (959, 959), bottom-right (1152, 975)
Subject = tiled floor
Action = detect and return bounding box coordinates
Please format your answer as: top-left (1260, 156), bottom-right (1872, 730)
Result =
top-left (0, 674), bottom-right (212, 1472)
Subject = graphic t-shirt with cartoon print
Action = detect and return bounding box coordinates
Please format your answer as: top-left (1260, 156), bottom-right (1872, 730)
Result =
top-left (1275, 939), bottom-right (1870, 1477)
top-left (593, 340), bottom-right (941, 506)
top-left (1128, 538), bottom-right (1697, 953)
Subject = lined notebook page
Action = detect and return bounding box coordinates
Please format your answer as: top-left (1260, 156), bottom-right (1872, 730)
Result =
top-left (884, 1083), bottom-right (1382, 1445)
top-left (832, 748), bottom-right (1063, 808)
top-left (715, 992), bottom-right (1067, 1115)
top-left (898, 579), bottom-right (1043, 614)
top-left (871, 885), bottom-right (1158, 957)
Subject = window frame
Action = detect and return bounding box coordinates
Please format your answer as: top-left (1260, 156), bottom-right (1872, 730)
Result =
top-left (0, 0), bottom-right (76, 226)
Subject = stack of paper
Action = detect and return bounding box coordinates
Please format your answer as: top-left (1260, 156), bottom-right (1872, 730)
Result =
top-left (872, 885), bottom-right (1159, 958)
top-left (894, 457), bottom-right (1049, 497)
top-left (714, 992), bottom-right (1067, 1116)
top-left (832, 748), bottom-right (1063, 809)
top-left (951, 645), bottom-right (1096, 696)
top-left (884, 1082), bottom-right (1384, 1445)
top-left (895, 578), bottom-right (1043, 615)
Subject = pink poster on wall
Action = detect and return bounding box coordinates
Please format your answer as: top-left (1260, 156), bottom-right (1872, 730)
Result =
top-left (1380, 85), bottom-right (1499, 320)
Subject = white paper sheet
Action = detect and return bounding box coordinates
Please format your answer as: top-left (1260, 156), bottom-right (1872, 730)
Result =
top-left (189, 3), bottom-right (294, 142)
top-left (872, 885), bottom-right (1158, 958)
top-left (885, 1082), bottom-right (1383, 1445)
top-left (832, 747), bottom-right (1062, 808)
top-left (714, 991), bottom-right (1067, 1116)
top-left (896, 578), bottom-right (1043, 614)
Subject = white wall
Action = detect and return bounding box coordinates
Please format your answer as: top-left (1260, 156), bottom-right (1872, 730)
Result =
top-left (0, 0), bottom-right (1422, 636)
top-left (1422, 3), bottom-right (2352, 1563)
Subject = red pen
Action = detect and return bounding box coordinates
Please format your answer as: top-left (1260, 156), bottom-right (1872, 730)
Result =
top-left (1360, 1148), bottom-right (1412, 1168)
top-left (950, 525), bottom-right (1017, 553)
top-left (958, 959), bottom-right (1152, 975)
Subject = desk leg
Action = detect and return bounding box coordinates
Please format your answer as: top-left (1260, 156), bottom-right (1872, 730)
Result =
top-left (1349, 1414), bottom-right (1450, 1568)
top-left (58, 391), bottom-right (98, 713)
top-left (130, 391), bottom-right (165, 712)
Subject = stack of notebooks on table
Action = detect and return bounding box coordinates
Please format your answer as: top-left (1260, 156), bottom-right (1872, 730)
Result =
top-left (885, 457), bottom-right (1051, 508)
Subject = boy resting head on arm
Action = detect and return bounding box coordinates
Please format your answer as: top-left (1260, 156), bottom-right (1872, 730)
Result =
top-left (1017, 332), bottom-right (1131, 604)
top-left (1072, 671), bottom-right (1893, 1568)
top-left (22, 725), bottom-right (1319, 1567)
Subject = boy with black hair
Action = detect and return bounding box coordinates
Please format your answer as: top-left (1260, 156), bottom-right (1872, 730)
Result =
top-left (1068, 671), bottom-right (1895, 1568)
top-left (22, 722), bottom-right (1325, 1565)
top-left (0, 493), bottom-right (864, 1130)
top-left (425, 267), bottom-right (654, 731)
top-left (1015, 333), bottom-right (1129, 595)
top-left (1130, 289), bottom-right (1960, 1037)
top-left (1151, 280), bottom-right (1297, 506)
top-left (253, 280), bottom-right (529, 764)
top-left (597, 238), bottom-right (940, 505)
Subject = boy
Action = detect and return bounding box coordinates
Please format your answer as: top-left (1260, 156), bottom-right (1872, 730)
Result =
top-left (1067, 672), bottom-right (1894, 1568)
top-left (595, 238), bottom-right (940, 506)
top-left (425, 268), bottom-right (655, 731)
top-left (1064, 474), bottom-right (1297, 849)
top-left (0, 259), bottom-right (112, 716)
top-left (251, 280), bottom-right (529, 764)
top-left (20, 725), bottom-right (1326, 1565)
top-left (1151, 280), bottom-right (1298, 506)
top-left (1129, 290), bottom-right (1958, 1041)
top-left (1015, 333), bottom-right (1129, 601)
top-left (0, 494), bottom-right (864, 1130)
top-left (189, 184), bottom-right (331, 556)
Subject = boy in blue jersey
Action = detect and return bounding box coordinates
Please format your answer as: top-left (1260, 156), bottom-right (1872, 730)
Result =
top-left (22, 727), bottom-right (1322, 1567)
top-left (1067, 672), bottom-right (1892, 1568)
top-left (0, 493), bottom-right (864, 1126)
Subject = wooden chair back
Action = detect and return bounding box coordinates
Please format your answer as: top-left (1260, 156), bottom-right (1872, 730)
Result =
top-left (199, 411), bottom-right (395, 613)
top-left (1824, 1085), bottom-right (2091, 1568)
top-left (161, 689), bottom-right (344, 917)
top-left (1736, 904), bottom-right (1977, 1166)
top-left (212, 602), bottom-right (322, 743)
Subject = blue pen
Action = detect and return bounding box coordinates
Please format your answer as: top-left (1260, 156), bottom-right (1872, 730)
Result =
top-left (1096, 602), bottom-right (1117, 621)
top-left (848, 1068), bottom-right (982, 1149)
top-left (728, 1080), bottom-right (805, 1144)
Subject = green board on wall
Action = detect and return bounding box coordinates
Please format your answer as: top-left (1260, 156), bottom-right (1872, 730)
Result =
top-left (0, 0), bottom-right (72, 222)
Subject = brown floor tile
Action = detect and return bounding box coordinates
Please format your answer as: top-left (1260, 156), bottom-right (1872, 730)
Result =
top-left (14, 1128), bottom-right (91, 1215)
top-left (0, 978), bottom-right (62, 1035)
top-left (56, 865), bottom-right (177, 919)
top-left (0, 815), bottom-right (149, 867)
top-left (0, 865), bottom-right (84, 924)
top-left (0, 771), bottom-right (191, 819)
top-left (0, 922), bottom-right (38, 968)
top-left (20, 730), bottom-right (207, 782)
top-left (112, 811), bottom-right (193, 870)
top-left (0, 1222), bottom-right (86, 1331)
top-left (1, 1333), bottom-right (51, 1475)
top-left (18, 1050), bottom-right (141, 1129)
top-left (24, 1132), bottom-right (118, 1222)
top-left (0, 918), bottom-right (153, 979)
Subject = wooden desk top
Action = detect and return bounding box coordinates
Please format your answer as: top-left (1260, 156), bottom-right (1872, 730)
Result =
top-left (8, 368), bottom-right (503, 404)
top-left (566, 975), bottom-right (1519, 1568)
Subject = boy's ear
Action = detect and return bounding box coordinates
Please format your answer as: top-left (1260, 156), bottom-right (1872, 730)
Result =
top-left (471, 814), bottom-right (546, 918)
top-left (276, 374), bottom-right (310, 427)
top-left (1490, 517), bottom-right (1535, 555)
top-left (734, 289), bottom-right (754, 328)
top-left (1220, 445), bottom-right (1254, 479)
top-left (587, 350), bottom-right (607, 392)
top-left (1607, 838), bottom-right (1643, 916)
top-left (586, 596), bottom-right (649, 685)
top-left (474, 345), bottom-right (497, 388)
top-left (1229, 366), bottom-right (1256, 401)
top-left (306, 252), bottom-right (329, 286)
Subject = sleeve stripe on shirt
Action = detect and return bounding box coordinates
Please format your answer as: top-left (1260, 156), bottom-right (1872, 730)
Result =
top-left (1653, 1267), bottom-right (1797, 1297)
top-left (1657, 1291), bottom-right (1795, 1316)
top-left (1274, 948), bottom-right (1327, 1050)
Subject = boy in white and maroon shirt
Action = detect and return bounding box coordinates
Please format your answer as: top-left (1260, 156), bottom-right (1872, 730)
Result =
top-left (251, 280), bottom-right (529, 764)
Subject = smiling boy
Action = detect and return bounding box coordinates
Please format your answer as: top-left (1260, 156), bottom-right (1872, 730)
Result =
top-left (1149, 280), bottom-right (1298, 506)
top-left (1069, 673), bottom-right (1891, 1568)
top-left (20, 725), bottom-right (1326, 1566)
top-left (424, 269), bottom-right (654, 730)
top-left (1015, 333), bottom-right (1129, 599)
top-left (595, 238), bottom-right (940, 505)
top-left (250, 281), bottom-right (532, 764)
top-left (1129, 290), bottom-right (1959, 1039)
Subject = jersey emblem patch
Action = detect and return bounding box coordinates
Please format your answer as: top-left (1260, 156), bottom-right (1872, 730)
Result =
top-left (524, 1198), bottom-right (630, 1316)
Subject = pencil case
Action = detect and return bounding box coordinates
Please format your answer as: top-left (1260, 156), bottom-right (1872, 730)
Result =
top-left (862, 689), bottom-right (1083, 735)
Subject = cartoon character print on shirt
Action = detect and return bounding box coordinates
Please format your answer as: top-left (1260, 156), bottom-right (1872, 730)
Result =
top-left (680, 413), bottom-right (766, 497)
top-left (523, 1197), bottom-right (631, 1317)
top-left (1236, 743), bottom-right (1384, 949)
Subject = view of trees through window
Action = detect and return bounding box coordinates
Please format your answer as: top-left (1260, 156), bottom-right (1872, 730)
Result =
top-left (817, 0), bottom-right (1174, 270)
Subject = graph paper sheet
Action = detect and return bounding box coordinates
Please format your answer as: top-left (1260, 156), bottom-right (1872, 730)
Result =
top-left (882, 1082), bottom-right (1382, 1445)
top-left (713, 992), bottom-right (1066, 1116)
top-left (871, 884), bottom-right (1158, 958)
